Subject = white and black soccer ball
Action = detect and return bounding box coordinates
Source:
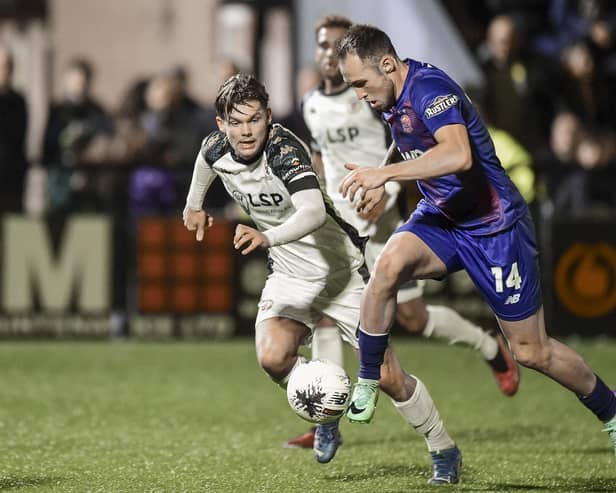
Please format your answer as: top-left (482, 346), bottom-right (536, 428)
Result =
top-left (286, 359), bottom-right (351, 424)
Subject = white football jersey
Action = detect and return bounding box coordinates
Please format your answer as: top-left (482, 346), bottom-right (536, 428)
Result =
top-left (303, 86), bottom-right (400, 236)
top-left (201, 124), bottom-right (365, 281)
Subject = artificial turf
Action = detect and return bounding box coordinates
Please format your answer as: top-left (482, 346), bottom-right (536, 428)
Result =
top-left (0, 338), bottom-right (614, 492)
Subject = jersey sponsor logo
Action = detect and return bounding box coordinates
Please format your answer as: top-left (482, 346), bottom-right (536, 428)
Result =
top-left (399, 148), bottom-right (424, 160)
top-left (424, 94), bottom-right (459, 119)
top-left (400, 113), bottom-right (413, 133)
top-left (504, 293), bottom-right (521, 305)
top-left (233, 191), bottom-right (285, 211)
top-left (248, 193), bottom-right (284, 208)
top-left (326, 127), bottom-right (359, 144)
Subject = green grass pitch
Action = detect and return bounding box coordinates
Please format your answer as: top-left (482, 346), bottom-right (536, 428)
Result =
top-left (0, 338), bottom-right (614, 492)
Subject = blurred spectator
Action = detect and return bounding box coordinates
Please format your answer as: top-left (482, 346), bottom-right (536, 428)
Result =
top-left (536, 111), bottom-right (616, 216)
top-left (130, 69), bottom-right (215, 217)
top-left (0, 44), bottom-right (28, 213)
top-left (78, 78), bottom-right (149, 166)
top-left (216, 59), bottom-right (241, 87)
top-left (171, 65), bottom-right (201, 112)
top-left (42, 58), bottom-right (112, 213)
top-left (476, 14), bottom-right (559, 152)
top-left (443, 0), bottom-right (551, 52)
top-left (558, 40), bottom-right (616, 128)
top-left (533, 0), bottom-right (616, 58)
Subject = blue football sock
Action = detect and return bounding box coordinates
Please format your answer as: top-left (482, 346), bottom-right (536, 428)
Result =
top-left (358, 327), bottom-right (389, 380)
top-left (578, 374), bottom-right (616, 422)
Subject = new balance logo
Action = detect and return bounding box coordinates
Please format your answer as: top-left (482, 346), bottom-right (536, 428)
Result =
top-left (505, 294), bottom-right (521, 305)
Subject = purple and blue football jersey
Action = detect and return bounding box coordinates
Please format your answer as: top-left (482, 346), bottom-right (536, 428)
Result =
top-left (383, 59), bottom-right (527, 236)
top-left (387, 59), bottom-right (541, 320)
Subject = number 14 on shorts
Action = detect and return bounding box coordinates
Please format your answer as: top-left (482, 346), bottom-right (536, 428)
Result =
top-left (491, 262), bottom-right (522, 304)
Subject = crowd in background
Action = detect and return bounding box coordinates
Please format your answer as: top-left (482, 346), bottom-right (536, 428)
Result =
top-left (1, 0), bottom-right (615, 223)
top-left (446, 0), bottom-right (616, 216)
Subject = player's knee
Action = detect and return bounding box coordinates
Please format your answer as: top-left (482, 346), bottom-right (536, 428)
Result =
top-left (257, 342), bottom-right (295, 381)
top-left (372, 251), bottom-right (408, 293)
top-left (510, 341), bottom-right (551, 372)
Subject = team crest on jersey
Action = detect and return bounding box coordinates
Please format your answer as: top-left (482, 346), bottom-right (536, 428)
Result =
top-left (400, 113), bottom-right (413, 133)
top-left (232, 190), bottom-right (250, 213)
top-left (258, 299), bottom-right (273, 311)
top-left (425, 94), bottom-right (459, 118)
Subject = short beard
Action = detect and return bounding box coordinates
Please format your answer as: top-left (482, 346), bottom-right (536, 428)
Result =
top-left (381, 76), bottom-right (396, 109)
top-left (330, 70), bottom-right (345, 87)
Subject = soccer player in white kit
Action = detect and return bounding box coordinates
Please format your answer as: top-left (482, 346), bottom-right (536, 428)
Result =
top-left (183, 74), bottom-right (462, 483)
top-left (285, 15), bottom-right (519, 451)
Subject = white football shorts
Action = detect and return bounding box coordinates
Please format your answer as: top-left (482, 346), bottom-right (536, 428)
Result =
top-left (255, 268), bottom-right (365, 349)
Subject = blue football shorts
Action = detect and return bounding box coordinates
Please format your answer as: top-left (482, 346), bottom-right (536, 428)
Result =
top-left (396, 207), bottom-right (542, 321)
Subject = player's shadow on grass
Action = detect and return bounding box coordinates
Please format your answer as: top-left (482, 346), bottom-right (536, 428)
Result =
top-left (0, 476), bottom-right (64, 490)
top-left (346, 433), bottom-right (414, 448)
top-left (490, 477), bottom-right (616, 492)
top-left (323, 463), bottom-right (426, 483)
top-left (453, 424), bottom-right (554, 442)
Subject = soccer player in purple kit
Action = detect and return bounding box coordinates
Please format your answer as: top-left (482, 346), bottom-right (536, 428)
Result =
top-left (335, 24), bottom-right (616, 459)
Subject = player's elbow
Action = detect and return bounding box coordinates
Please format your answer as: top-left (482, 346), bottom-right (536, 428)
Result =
top-left (456, 146), bottom-right (473, 172)
top-left (310, 204), bottom-right (327, 230)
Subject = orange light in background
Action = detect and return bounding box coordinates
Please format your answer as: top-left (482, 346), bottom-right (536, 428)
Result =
top-left (206, 223), bottom-right (232, 249)
top-left (139, 219), bottom-right (167, 248)
top-left (139, 284), bottom-right (167, 312)
top-left (137, 218), bottom-right (235, 314)
top-left (203, 285), bottom-right (232, 312)
top-left (172, 221), bottom-right (198, 248)
top-left (173, 284), bottom-right (198, 312)
top-left (172, 253), bottom-right (198, 280)
top-left (203, 252), bottom-right (232, 279)
top-left (139, 252), bottom-right (166, 279)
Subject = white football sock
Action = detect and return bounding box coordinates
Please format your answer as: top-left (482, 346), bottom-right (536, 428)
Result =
top-left (311, 325), bottom-right (344, 368)
top-left (391, 376), bottom-right (455, 452)
top-left (278, 355), bottom-right (307, 389)
top-left (424, 305), bottom-right (498, 360)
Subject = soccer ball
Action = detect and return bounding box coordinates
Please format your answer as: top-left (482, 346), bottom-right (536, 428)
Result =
top-left (286, 359), bottom-right (352, 424)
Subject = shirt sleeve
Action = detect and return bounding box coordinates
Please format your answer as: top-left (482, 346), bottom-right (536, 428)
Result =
top-left (262, 188), bottom-right (326, 247)
top-left (185, 141), bottom-right (218, 210)
top-left (413, 74), bottom-right (466, 136)
top-left (267, 126), bottom-right (320, 194)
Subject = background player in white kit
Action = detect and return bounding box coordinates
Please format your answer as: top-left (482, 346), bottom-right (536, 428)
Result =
top-left (286, 14), bottom-right (520, 450)
top-left (183, 74), bottom-right (462, 484)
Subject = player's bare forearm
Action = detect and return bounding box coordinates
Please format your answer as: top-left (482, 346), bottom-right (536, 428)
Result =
top-left (340, 125), bottom-right (471, 202)
top-left (382, 124), bottom-right (472, 182)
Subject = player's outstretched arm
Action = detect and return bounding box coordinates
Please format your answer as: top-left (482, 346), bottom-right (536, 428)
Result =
top-left (183, 149), bottom-right (219, 241)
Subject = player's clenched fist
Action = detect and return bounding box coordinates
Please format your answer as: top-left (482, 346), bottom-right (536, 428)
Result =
top-left (183, 208), bottom-right (213, 242)
top-left (234, 224), bottom-right (270, 255)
